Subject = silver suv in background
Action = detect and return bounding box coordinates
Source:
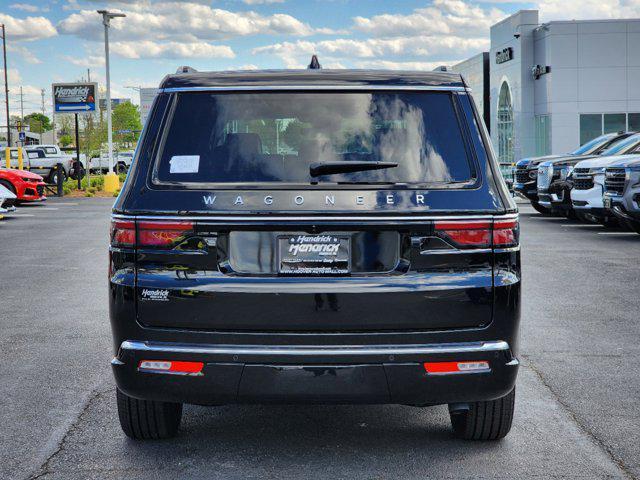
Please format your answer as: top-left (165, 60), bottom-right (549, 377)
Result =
top-left (604, 158), bottom-right (640, 233)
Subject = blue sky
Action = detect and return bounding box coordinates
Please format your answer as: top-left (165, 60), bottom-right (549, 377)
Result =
top-left (1, 0), bottom-right (639, 121)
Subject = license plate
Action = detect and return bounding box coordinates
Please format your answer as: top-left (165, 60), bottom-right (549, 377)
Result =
top-left (604, 197), bottom-right (612, 209)
top-left (278, 234), bottom-right (350, 275)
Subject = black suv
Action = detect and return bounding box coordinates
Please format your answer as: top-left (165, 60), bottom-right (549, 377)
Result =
top-left (109, 69), bottom-right (520, 441)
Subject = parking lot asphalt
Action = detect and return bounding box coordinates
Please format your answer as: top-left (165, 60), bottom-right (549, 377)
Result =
top-left (0, 198), bottom-right (638, 480)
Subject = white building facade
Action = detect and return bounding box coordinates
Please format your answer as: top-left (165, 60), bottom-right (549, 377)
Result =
top-left (452, 10), bottom-right (640, 174)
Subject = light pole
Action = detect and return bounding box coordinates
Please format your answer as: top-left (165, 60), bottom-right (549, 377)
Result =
top-left (1, 24), bottom-right (10, 147)
top-left (97, 9), bottom-right (125, 193)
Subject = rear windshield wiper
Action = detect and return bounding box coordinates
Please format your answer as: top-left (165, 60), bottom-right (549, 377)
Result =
top-left (309, 161), bottom-right (398, 177)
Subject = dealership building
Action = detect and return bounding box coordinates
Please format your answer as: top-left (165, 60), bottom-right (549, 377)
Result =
top-left (452, 10), bottom-right (640, 173)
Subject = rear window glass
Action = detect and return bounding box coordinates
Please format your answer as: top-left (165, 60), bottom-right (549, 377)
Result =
top-left (154, 92), bottom-right (475, 186)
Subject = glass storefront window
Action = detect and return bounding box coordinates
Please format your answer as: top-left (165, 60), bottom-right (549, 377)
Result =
top-left (628, 113), bottom-right (640, 132)
top-left (535, 115), bottom-right (551, 156)
top-left (603, 113), bottom-right (626, 134)
top-left (580, 114), bottom-right (603, 145)
top-left (497, 82), bottom-right (514, 170)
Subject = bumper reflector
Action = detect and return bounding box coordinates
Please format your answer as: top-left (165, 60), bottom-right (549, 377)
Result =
top-left (423, 361), bottom-right (490, 375)
top-left (138, 360), bottom-right (204, 375)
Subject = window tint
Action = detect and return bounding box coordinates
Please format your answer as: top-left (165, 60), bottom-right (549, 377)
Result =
top-left (155, 92), bottom-right (475, 185)
top-left (601, 134), bottom-right (640, 156)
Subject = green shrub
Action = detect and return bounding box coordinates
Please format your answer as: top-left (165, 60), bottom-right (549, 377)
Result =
top-left (91, 176), bottom-right (105, 189)
top-left (84, 192), bottom-right (94, 197)
top-left (113, 189), bottom-right (120, 198)
top-left (87, 187), bottom-right (97, 194)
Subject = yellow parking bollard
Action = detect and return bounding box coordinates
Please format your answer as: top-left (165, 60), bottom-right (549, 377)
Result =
top-left (17, 147), bottom-right (23, 170)
top-left (4, 147), bottom-right (9, 169)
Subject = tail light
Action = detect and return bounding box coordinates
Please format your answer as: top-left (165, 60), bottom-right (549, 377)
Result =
top-left (110, 220), bottom-right (135, 246)
top-left (424, 361), bottom-right (490, 375)
top-left (493, 219), bottom-right (519, 247)
top-left (138, 360), bottom-right (204, 375)
top-left (435, 218), bottom-right (519, 249)
top-left (110, 219), bottom-right (193, 247)
top-left (138, 221), bottom-right (193, 247)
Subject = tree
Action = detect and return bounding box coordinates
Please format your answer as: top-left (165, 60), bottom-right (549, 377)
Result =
top-left (59, 134), bottom-right (73, 147)
top-left (112, 101), bottom-right (142, 145)
top-left (24, 113), bottom-right (52, 133)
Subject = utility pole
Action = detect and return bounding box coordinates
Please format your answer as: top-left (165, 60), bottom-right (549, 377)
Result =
top-left (19, 86), bottom-right (23, 122)
top-left (1, 24), bottom-right (10, 147)
top-left (98, 9), bottom-right (126, 194)
top-left (40, 88), bottom-right (45, 144)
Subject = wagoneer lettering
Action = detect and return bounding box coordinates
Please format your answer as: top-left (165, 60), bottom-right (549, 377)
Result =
top-left (110, 69), bottom-right (520, 441)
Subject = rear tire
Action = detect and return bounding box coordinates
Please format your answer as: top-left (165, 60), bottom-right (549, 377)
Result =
top-left (48, 168), bottom-right (66, 185)
top-left (449, 388), bottom-right (515, 441)
top-left (531, 202), bottom-right (550, 215)
top-left (116, 388), bottom-right (183, 440)
top-left (624, 219), bottom-right (640, 234)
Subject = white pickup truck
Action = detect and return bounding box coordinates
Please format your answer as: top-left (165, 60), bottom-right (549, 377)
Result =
top-left (6, 146), bottom-right (71, 184)
top-left (87, 151), bottom-right (134, 174)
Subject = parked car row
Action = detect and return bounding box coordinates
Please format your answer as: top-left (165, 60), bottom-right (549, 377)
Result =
top-left (5, 146), bottom-right (134, 183)
top-left (515, 132), bottom-right (640, 233)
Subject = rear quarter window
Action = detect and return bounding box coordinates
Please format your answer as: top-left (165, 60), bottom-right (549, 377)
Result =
top-left (153, 91), bottom-right (477, 187)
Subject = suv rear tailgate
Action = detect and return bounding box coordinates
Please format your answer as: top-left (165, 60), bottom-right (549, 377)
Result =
top-left (133, 216), bottom-right (495, 332)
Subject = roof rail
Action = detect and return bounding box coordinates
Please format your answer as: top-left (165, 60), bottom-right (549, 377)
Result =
top-left (176, 66), bottom-right (198, 74)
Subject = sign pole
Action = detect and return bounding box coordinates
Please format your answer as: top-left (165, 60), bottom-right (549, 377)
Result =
top-left (75, 113), bottom-right (81, 190)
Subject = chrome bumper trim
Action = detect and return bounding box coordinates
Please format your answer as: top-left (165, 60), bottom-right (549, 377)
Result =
top-left (112, 213), bottom-right (519, 223)
top-left (119, 340), bottom-right (510, 357)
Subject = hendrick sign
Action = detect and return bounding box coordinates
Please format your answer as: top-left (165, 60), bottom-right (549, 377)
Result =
top-left (52, 82), bottom-right (98, 113)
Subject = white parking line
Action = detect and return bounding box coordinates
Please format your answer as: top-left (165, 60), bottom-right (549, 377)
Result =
top-left (597, 232), bottom-right (639, 236)
top-left (55, 203), bottom-right (78, 206)
top-left (29, 207), bottom-right (59, 211)
top-left (561, 224), bottom-right (602, 228)
top-left (530, 216), bottom-right (565, 220)
top-left (5, 214), bottom-right (35, 217)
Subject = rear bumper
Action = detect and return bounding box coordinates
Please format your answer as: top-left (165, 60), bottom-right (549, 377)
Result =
top-left (112, 339), bottom-right (518, 406)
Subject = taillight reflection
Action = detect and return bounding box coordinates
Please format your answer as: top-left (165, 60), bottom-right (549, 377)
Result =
top-left (435, 221), bottom-right (491, 248)
top-left (138, 221), bottom-right (193, 247)
top-left (110, 220), bottom-right (135, 246)
top-left (434, 218), bottom-right (519, 249)
top-left (109, 220), bottom-right (194, 248)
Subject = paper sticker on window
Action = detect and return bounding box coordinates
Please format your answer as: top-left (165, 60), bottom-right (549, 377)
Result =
top-left (170, 155), bottom-right (200, 173)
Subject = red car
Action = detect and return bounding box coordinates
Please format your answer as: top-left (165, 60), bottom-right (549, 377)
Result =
top-left (0, 167), bottom-right (46, 202)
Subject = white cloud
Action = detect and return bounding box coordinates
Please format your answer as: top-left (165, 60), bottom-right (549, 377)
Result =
top-left (537, 0), bottom-right (640, 20)
top-left (61, 54), bottom-right (105, 68)
top-left (9, 3), bottom-right (42, 12)
top-left (0, 13), bottom-right (57, 41)
top-left (352, 0), bottom-right (506, 37)
top-left (252, 36), bottom-right (488, 67)
top-left (0, 68), bottom-right (22, 85)
top-left (243, 0), bottom-right (285, 4)
top-left (110, 40), bottom-right (235, 60)
top-left (58, 4), bottom-right (316, 42)
top-left (7, 44), bottom-right (41, 64)
top-left (354, 60), bottom-right (457, 71)
top-left (228, 64), bottom-right (260, 70)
